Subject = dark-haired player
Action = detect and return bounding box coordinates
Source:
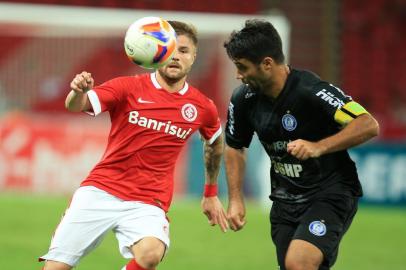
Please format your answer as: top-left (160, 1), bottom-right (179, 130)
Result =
top-left (223, 19), bottom-right (379, 270)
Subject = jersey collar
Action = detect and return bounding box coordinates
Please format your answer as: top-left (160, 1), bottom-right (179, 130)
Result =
top-left (150, 72), bottom-right (189, 95)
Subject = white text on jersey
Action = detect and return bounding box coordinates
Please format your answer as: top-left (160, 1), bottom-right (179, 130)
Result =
top-left (316, 89), bottom-right (345, 108)
top-left (228, 102), bottom-right (235, 135)
top-left (129, 111), bottom-right (192, 139)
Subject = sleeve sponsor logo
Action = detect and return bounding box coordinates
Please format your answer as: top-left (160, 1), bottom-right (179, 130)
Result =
top-left (315, 89), bottom-right (345, 108)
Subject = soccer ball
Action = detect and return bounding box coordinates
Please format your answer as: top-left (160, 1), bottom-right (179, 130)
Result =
top-left (124, 17), bottom-right (177, 69)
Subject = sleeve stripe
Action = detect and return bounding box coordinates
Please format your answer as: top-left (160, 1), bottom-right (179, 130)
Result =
top-left (340, 107), bottom-right (357, 119)
top-left (85, 90), bottom-right (102, 116)
top-left (207, 126), bottom-right (222, 145)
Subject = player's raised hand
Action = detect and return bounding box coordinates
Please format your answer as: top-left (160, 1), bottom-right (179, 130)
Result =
top-left (201, 196), bottom-right (229, 233)
top-left (227, 198), bottom-right (246, 231)
top-left (287, 139), bottom-right (324, 160)
top-left (70, 71), bottom-right (94, 93)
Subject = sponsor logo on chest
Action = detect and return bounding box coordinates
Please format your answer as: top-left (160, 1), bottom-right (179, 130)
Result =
top-left (272, 160), bottom-right (303, 178)
top-left (128, 110), bottom-right (193, 140)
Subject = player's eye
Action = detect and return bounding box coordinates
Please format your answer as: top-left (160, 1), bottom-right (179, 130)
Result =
top-left (178, 47), bottom-right (189, 53)
top-left (237, 65), bottom-right (247, 72)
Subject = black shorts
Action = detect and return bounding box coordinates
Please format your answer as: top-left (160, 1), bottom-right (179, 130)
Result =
top-left (270, 193), bottom-right (358, 270)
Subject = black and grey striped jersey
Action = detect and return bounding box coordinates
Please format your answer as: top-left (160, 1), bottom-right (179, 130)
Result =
top-left (225, 68), bottom-right (364, 204)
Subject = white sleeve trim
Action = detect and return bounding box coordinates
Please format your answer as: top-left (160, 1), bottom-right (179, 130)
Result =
top-left (206, 126), bottom-right (222, 145)
top-left (85, 90), bottom-right (102, 116)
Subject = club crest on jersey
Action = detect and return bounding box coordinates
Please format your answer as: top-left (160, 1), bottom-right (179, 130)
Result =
top-left (281, 113), bottom-right (297, 131)
top-left (309, 221), bottom-right (327, 236)
top-left (181, 103), bottom-right (197, 122)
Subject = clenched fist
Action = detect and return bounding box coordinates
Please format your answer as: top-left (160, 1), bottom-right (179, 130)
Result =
top-left (70, 71), bottom-right (94, 93)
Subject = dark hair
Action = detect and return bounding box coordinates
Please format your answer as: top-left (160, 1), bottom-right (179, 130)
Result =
top-left (168, 20), bottom-right (198, 46)
top-left (224, 19), bottom-right (285, 64)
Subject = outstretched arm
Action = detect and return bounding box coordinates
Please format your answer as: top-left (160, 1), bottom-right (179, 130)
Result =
top-left (288, 113), bottom-right (379, 160)
top-left (65, 71), bottom-right (94, 112)
top-left (224, 145), bottom-right (247, 231)
top-left (201, 132), bottom-right (229, 233)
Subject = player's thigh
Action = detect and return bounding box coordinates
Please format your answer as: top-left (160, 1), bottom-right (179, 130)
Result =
top-left (43, 260), bottom-right (72, 270)
top-left (115, 202), bottom-right (170, 260)
top-left (270, 205), bottom-right (297, 268)
top-left (51, 186), bottom-right (117, 249)
top-left (285, 239), bottom-right (323, 270)
top-left (293, 194), bottom-right (358, 267)
top-left (40, 186), bottom-right (119, 266)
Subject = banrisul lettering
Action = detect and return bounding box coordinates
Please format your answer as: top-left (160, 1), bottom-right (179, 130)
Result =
top-left (316, 89), bottom-right (345, 108)
top-left (128, 111), bottom-right (192, 139)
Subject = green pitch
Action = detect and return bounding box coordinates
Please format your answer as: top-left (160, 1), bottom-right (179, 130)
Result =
top-left (0, 193), bottom-right (405, 270)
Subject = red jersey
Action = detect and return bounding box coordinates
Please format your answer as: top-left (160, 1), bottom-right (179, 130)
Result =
top-left (81, 73), bottom-right (222, 212)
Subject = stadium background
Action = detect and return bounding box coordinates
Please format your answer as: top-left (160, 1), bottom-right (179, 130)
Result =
top-left (0, 0), bottom-right (405, 269)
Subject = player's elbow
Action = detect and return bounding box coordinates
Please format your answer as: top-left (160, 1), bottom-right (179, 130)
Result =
top-left (65, 91), bottom-right (86, 113)
top-left (65, 100), bottom-right (82, 112)
top-left (364, 114), bottom-right (380, 139)
top-left (208, 133), bottom-right (224, 154)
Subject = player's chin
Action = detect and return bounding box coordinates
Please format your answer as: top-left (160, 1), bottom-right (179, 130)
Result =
top-left (164, 69), bottom-right (185, 79)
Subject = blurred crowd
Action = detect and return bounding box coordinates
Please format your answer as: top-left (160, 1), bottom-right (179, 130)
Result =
top-left (0, 0), bottom-right (405, 141)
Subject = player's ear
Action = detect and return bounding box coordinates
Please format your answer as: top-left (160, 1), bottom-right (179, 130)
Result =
top-left (192, 52), bottom-right (197, 63)
top-left (261, 57), bottom-right (274, 70)
top-left (192, 46), bottom-right (197, 62)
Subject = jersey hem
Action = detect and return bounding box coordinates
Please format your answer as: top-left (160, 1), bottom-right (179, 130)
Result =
top-left (80, 182), bottom-right (169, 212)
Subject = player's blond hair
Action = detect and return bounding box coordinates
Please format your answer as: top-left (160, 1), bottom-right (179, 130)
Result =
top-left (168, 20), bottom-right (198, 46)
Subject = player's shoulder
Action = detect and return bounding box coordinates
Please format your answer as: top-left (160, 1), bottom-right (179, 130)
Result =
top-left (187, 84), bottom-right (216, 106)
top-left (122, 73), bottom-right (149, 83)
top-left (290, 68), bottom-right (341, 95)
top-left (290, 68), bottom-right (322, 90)
top-left (291, 68), bottom-right (351, 106)
top-left (230, 84), bottom-right (256, 105)
top-left (103, 73), bottom-right (146, 85)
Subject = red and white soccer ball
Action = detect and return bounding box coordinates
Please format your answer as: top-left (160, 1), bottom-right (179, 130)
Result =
top-left (124, 16), bottom-right (177, 69)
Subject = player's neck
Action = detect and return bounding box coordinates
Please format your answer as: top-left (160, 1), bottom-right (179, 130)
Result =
top-left (264, 64), bottom-right (290, 99)
top-left (156, 72), bottom-right (187, 93)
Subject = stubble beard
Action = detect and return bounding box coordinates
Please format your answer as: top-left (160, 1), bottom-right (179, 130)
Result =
top-left (158, 67), bottom-right (188, 84)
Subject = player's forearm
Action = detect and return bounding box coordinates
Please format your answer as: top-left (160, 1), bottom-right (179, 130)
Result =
top-left (224, 145), bottom-right (246, 201)
top-left (318, 114), bottom-right (379, 155)
top-left (204, 133), bottom-right (224, 185)
top-left (65, 90), bottom-right (89, 112)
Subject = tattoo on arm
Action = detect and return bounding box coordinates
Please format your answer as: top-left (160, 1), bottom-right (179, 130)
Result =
top-left (204, 133), bottom-right (224, 184)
